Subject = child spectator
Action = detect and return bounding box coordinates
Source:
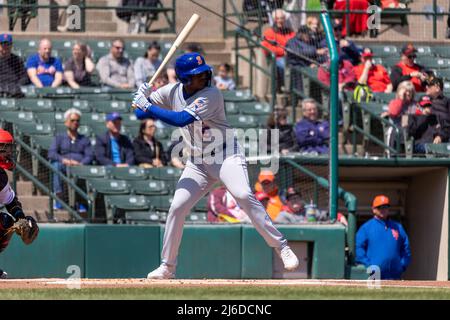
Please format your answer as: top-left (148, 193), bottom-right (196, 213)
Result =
top-left (214, 63), bottom-right (236, 91)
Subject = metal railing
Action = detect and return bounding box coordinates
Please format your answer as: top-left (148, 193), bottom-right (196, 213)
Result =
top-left (0, 0), bottom-right (176, 33)
top-left (13, 136), bottom-right (90, 223)
top-left (223, 0), bottom-right (450, 39)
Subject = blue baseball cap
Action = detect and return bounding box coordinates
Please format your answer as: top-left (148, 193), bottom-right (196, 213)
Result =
top-left (106, 112), bottom-right (122, 122)
top-left (0, 34), bottom-right (12, 44)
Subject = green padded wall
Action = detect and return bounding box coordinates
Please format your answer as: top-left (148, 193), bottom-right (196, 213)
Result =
top-left (241, 225), bottom-right (272, 278)
top-left (84, 225), bottom-right (160, 278)
top-left (0, 224), bottom-right (85, 278)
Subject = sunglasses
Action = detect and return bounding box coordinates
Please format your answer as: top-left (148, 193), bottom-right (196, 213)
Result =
top-left (70, 119), bottom-right (80, 123)
top-left (376, 205), bottom-right (390, 210)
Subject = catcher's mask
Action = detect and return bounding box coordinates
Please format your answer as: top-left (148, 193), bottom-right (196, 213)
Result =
top-left (0, 129), bottom-right (16, 171)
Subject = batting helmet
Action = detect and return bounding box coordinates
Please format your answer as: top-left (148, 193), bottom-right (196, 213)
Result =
top-left (175, 52), bottom-right (212, 85)
top-left (372, 195), bottom-right (390, 208)
top-left (0, 129), bottom-right (15, 171)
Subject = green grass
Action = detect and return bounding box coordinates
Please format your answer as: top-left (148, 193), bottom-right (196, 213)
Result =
top-left (1, 286), bottom-right (450, 300)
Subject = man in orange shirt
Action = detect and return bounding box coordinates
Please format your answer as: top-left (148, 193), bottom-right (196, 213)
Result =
top-left (254, 170), bottom-right (284, 221)
top-left (390, 44), bottom-right (428, 92)
top-left (353, 47), bottom-right (393, 93)
top-left (261, 9), bottom-right (295, 91)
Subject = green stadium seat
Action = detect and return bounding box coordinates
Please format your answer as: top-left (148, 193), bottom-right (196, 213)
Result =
top-left (35, 87), bottom-right (73, 97)
top-left (0, 98), bottom-right (18, 110)
top-left (104, 195), bottom-right (151, 223)
top-left (125, 211), bottom-right (161, 224)
top-left (194, 197), bottom-right (208, 212)
top-left (436, 69), bottom-right (450, 81)
top-left (148, 194), bottom-right (174, 211)
top-left (372, 57), bottom-right (383, 66)
top-left (146, 167), bottom-right (182, 181)
top-left (111, 92), bottom-right (134, 101)
top-left (432, 46), bottom-right (450, 59)
top-left (225, 102), bottom-right (239, 114)
top-left (369, 45), bottom-right (398, 58)
top-left (107, 166), bottom-right (148, 180)
top-left (381, 56), bottom-right (400, 68)
top-left (14, 39), bottom-right (38, 51)
top-left (155, 126), bottom-right (174, 140)
top-left (222, 90), bottom-right (255, 102)
top-left (416, 57), bottom-right (450, 69)
top-left (415, 46), bottom-right (432, 56)
top-left (239, 102), bottom-right (271, 115)
top-left (425, 143), bottom-right (450, 157)
top-left (31, 135), bottom-right (54, 151)
top-left (67, 166), bottom-right (107, 180)
top-left (52, 39), bottom-right (76, 50)
top-left (227, 114), bottom-right (258, 128)
top-left (120, 113), bottom-right (139, 127)
top-left (129, 180), bottom-right (170, 195)
top-left (17, 98), bottom-right (53, 112)
top-left (91, 100), bottom-right (129, 113)
top-left (87, 178), bottom-right (130, 216)
top-left (186, 212), bottom-right (207, 223)
top-left (82, 113), bottom-right (107, 126)
top-left (0, 111), bottom-right (34, 126)
top-left (373, 92), bottom-right (396, 104)
top-left (53, 99), bottom-right (91, 112)
top-left (78, 93), bottom-right (112, 101)
top-left (14, 122), bottom-right (53, 136)
top-left (35, 112), bottom-right (65, 124)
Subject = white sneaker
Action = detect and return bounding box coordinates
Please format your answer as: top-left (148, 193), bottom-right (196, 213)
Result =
top-left (278, 246), bottom-right (299, 271)
top-left (147, 264), bottom-right (175, 279)
top-left (0, 270), bottom-right (8, 279)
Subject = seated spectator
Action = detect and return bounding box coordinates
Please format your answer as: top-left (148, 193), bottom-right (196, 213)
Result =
top-left (95, 112), bottom-right (135, 167)
top-left (294, 99), bottom-right (330, 154)
top-left (261, 9), bottom-right (295, 91)
top-left (0, 33), bottom-right (28, 97)
top-left (320, 22), bottom-right (361, 66)
top-left (214, 63), bottom-right (236, 91)
top-left (153, 70), bottom-right (169, 90)
top-left (266, 109), bottom-right (299, 155)
top-left (254, 170), bottom-right (284, 221)
top-left (48, 108), bottom-right (93, 210)
top-left (286, 25), bottom-right (328, 69)
top-left (133, 118), bottom-right (167, 168)
top-left (255, 191), bottom-right (270, 210)
top-left (96, 39), bottom-right (135, 89)
top-left (333, 0), bottom-right (369, 37)
top-left (167, 43), bottom-right (204, 83)
top-left (354, 48), bottom-right (393, 93)
top-left (26, 38), bottom-right (63, 88)
top-left (318, 55), bottom-right (356, 91)
top-left (406, 95), bottom-right (448, 154)
top-left (425, 76), bottom-right (450, 125)
top-left (275, 187), bottom-right (306, 223)
top-left (384, 81), bottom-right (418, 125)
top-left (380, 0), bottom-right (407, 9)
top-left (134, 41), bottom-right (162, 87)
top-left (390, 44), bottom-right (428, 92)
top-left (356, 195), bottom-right (411, 280)
top-left (305, 16), bottom-right (324, 44)
top-left (64, 42), bottom-right (95, 89)
top-left (207, 185), bottom-right (251, 223)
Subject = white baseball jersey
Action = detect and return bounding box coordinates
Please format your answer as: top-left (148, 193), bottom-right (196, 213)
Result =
top-left (149, 83), bottom-right (236, 155)
top-left (0, 169), bottom-right (15, 206)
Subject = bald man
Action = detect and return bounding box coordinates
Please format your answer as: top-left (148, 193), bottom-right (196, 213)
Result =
top-left (26, 38), bottom-right (63, 88)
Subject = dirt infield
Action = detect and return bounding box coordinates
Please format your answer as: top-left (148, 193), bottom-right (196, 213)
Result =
top-left (1, 279), bottom-right (449, 290)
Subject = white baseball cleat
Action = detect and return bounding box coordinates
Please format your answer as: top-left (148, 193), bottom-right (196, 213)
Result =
top-left (279, 246), bottom-right (299, 271)
top-left (147, 264), bottom-right (175, 280)
top-left (0, 269), bottom-right (8, 279)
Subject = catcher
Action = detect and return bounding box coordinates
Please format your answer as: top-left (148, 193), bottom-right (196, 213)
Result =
top-left (0, 129), bottom-right (39, 279)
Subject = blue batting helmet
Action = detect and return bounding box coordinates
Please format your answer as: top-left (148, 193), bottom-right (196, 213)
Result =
top-left (175, 52), bottom-right (212, 85)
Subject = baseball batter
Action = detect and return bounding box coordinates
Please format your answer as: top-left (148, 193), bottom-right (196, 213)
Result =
top-left (133, 53), bottom-right (299, 279)
top-left (0, 129), bottom-right (39, 278)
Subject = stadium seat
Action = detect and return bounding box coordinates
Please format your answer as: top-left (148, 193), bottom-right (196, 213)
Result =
top-left (432, 46), bottom-right (450, 59)
top-left (227, 115), bottom-right (258, 128)
top-left (415, 46), bottom-right (432, 56)
top-left (108, 166), bottom-right (148, 180)
top-left (146, 167), bottom-right (182, 180)
top-left (186, 212), bottom-right (208, 223)
top-left (369, 45), bottom-right (398, 58)
top-left (87, 178), bottom-right (130, 215)
top-left (222, 90), bottom-right (255, 102)
top-left (425, 143), bottom-right (450, 157)
top-left (104, 195), bottom-right (151, 223)
top-left (125, 211), bottom-right (161, 224)
top-left (18, 99), bottom-right (53, 112)
top-left (78, 93), bottom-right (112, 101)
top-left (92, 100), bottom-right (129, 113)
top-left (0, 111), bottom-right (34, 128)
top-left (194, 197), bottom-right (208, 212)
top-left (225, 102), bottom-right (239, 114)
top-left (20, 86), bottom-right (37, 98)
top-left (436, 69), bottom-right (450, 81)
top-left (373, 92), bottom-right (396, 104)
top-left (381, 56), bottom-right (400, 68)
top-left (35, 112), bottom-right (65, 124)
top-left (36, 87), bottom-right (73, 97)
top-left (14, 123), bottom-right (53, 138)
top-left (31, 135), bottom-right (54, 151)
top-left (239, 102), bottom-right (271, 115)
top-left (82, 113), bottom-right (107, 126)
top-left (416, 57), bottom-right (450, 69)
top-left (67, 165), bottom-right (107, 180)
top-left (129, 180), bottom-right (170, 195)
top-left (53, 99), bottom-right (91, 112)
top-left (0, 98), bottom-right (18, 111)
top-left (148, 194), bottom-right (174, 212)
top-left (52, 39), bottom-right (76, 51)
top-left (120, 113), bottom-right (139, 127)
top-left (122, 125), bottom-right (139, 139)
top-left (155, 126), bottom-right (174, 140)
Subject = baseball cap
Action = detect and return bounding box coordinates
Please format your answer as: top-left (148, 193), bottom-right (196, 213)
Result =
top-left (286, 187), bottom-right (301, 199)
top-left (106, 112), bottom-right (122, 122)
top-left (401, 43), bottom-right (417, 57)
top-left (0, 34), bottom-right (12, 44)
top-left (426, 76), bottom-right (444, 90)
top-left (258, 170), bottom-right (275, 183)
top-left (419, 95), bottom-right (432, 107)
top-left (361, 48), bottom-right (374, 59)
top-left (372, 195), bottom-right (390, 208)
top-left (255, 191), bottom-right (269, 201)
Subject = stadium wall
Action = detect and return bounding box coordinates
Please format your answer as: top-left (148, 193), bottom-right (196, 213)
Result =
top-left (0, 224), bottom-right (345, 279)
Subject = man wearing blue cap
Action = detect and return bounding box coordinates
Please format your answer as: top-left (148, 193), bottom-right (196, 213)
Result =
top-left (95, 112), bottom-right (135, 167)
top-left (0, 33), bottom-right (28, 97)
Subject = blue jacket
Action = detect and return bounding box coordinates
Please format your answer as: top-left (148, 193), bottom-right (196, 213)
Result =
top-left (294, 118), bottom-right (329, 154)
top-left (48, 133), bottom-right (93, 165)
top-left (94, 131), bottom-right (135, 166)
top-left (356, 217), bottom-right (411, 280)
top-left (286, 36), bottom-right (327, 68)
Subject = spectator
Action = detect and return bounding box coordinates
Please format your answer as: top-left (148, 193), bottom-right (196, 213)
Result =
top-left (261, 9), bottom-right (295, 91)
top-left (116, 0), bottom-right (159, 34)
top-left (320, 22), bottom-right (361, 66)
top-left (286, 25), bottom-right (328, 69)
top-left (384, 81), bottom-right (418, 126)
top-left (48, 108), bottom-right (93, 210)
top-left (305, 16), bottom-right (324, 44)
top-left (96, 39), bottom-right (135, 89)
top-left (254, 170), bottom-right (284, 221)
top-left (318, 55), bottom-right (356, 91)
top-left (406, 95), bottom-right (448, 154)
top-left (353, 48), bottom-right (392, 93)
top-left (0, 33), bottom-right (28, 97)
top-left (207, 186), bottom-right (251, 223)
top-left (333, 0), bottom-right (369, 37)
top-left (133, 118), bottom-right (167, 168)
top-left (134, 41), bottom-right (162, 87)
top-left (294, 99), bottom-right (330, 154)
top-left (64, 42), bottom-right (95, 89)
top-left (255, 191), bottom-right (270, 210)
top-left (275, 187), bottom-right (306, 223)
top-left (266, 109), bottom-right (299, 155)
top-left (153, 69), bottom-right (169, 90)
top-left (425, 76), bottom-right (450, 125)
top-left (26, 38), bottom-right (63, 88)
top-left (390, 44), bottom-right (428, 92)
top-left (356, 195), bottom-right (411, 280)
top-left (380, 0), bottom-right (407, 9)
top-left (95, 112), bottom-right (135, 167)
top-left (214, 63), bottom-right (236, 91)
top-left (167, 43), bottom-right (204, 83)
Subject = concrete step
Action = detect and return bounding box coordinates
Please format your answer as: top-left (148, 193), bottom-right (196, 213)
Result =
top-left (16, 181), bottom-right (34, 197)
top-left (183, 42), bottom-right (227, 52)
top-left (86, 11), bottom-right (113, 21)
top-left (20, 196), bottom-right (50, 212)
top-left (203, 51), bottom-right (232, 63)
top-left (86, 22), bottom-right (118, 32)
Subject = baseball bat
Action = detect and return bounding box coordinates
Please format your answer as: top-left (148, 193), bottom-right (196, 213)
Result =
top-left (131, 13), bottom-right (201, 110)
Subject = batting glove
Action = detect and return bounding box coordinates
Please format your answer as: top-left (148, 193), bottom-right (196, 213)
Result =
top-left (138, 82), bottom-right (152, 97)
top-left (133, 92), bottom-right (151, 112)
